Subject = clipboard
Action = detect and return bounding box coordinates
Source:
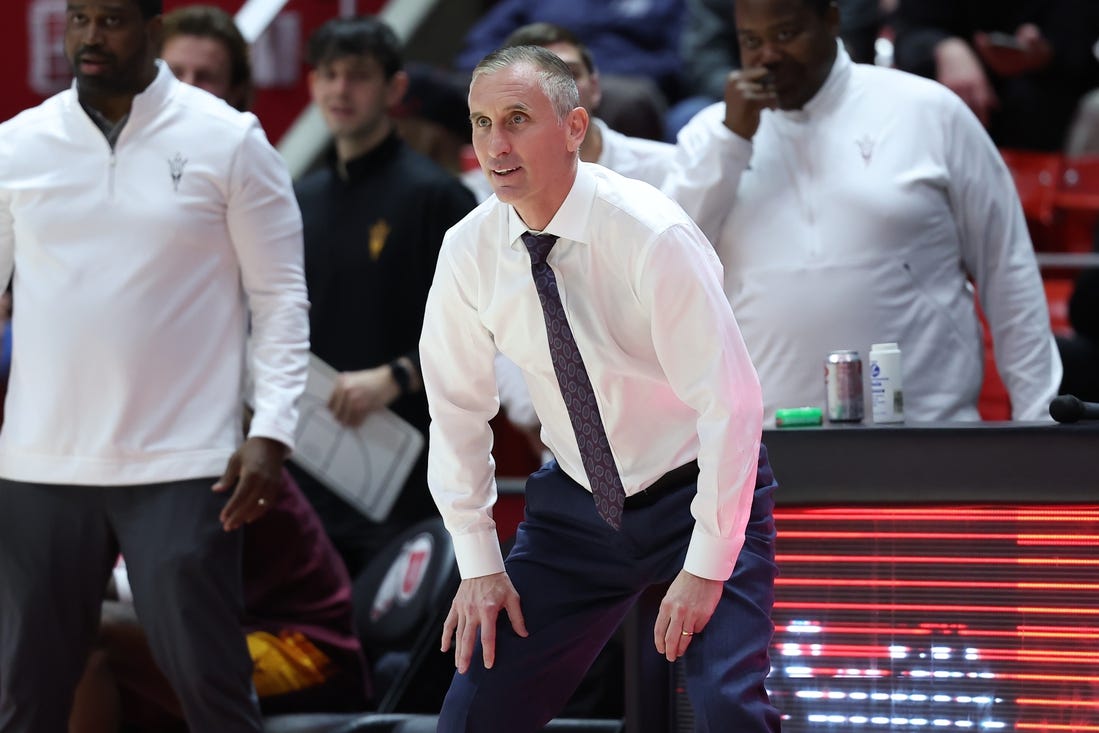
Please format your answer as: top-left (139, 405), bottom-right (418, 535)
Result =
top-left (290, 355), bottom-right (424, 522)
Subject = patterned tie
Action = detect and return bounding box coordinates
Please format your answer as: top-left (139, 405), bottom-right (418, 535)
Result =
top-left (522, 232), bottom-right (625, 529)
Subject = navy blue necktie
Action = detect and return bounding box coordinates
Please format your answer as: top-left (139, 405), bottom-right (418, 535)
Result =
top-left (523, 232), bottom-right (625, 529)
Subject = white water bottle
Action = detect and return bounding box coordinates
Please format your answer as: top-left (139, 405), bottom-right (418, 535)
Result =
top-left (869, 342), bottom-right (904, 423)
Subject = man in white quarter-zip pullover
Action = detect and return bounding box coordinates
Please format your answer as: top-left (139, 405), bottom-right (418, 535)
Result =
top-left (0, 1), bottom-right (309, 731)
top-left (666, 0), bottom-right (1061, 424)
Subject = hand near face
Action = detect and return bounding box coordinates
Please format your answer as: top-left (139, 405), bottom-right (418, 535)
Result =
top-left (441, 572), bottom-right (529, 674)
top-left (934, 37), bottom-right (999, 126)
top-left (723, 67), bottom-right (779, 140)
top-left (654, 569), bottom-right (723, 662)
top-left (327, 366), bottom-right (401, 427)
top-left (973, 24), bottom-right (1053, 79)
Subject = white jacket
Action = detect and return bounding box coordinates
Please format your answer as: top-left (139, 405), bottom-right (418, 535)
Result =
top-left (667, 48), bottom-right (1061, 423)
top-left (0, 63), bottom-right (309, 485)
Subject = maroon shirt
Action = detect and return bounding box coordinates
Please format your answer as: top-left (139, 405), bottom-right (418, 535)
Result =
top-left (241, 470), bottom-right (369, 701)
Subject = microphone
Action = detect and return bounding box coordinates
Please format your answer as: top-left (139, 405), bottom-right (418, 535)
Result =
top-left (1049, 394), bottom-right (1099, 423)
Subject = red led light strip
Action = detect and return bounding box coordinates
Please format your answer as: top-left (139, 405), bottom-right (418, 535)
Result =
top-left (775, 508), bottom-right (1099, 520)
top-left (774, 643), bottom-right (1098, 665)
top-left (1017, 698), bottom-right (1099, 708)
top-left (776, 554), bottom-right (1099, 565)
top-left (776, 623), bottom-right (1099, 641)
top-left (775, 601), bottom-right (1099, 615)
top-left (776, 578), bottom-right (1099, 591)
top-left (769, 505), bottom-right (1099, 731)
top-left (778, 530), bottom-right (1099, 542)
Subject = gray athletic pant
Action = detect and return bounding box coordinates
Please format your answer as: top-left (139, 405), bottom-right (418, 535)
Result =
top-left (0, 477), bottom-right (262, 733)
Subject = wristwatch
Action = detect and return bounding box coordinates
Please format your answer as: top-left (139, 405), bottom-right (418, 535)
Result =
top-left (389, 359), bottom-right (412, 397)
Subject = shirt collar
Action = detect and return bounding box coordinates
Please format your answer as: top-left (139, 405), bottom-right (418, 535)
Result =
top-left (775, 40), bottom-right (852, 123)
top-left (134, 60), bottom-right (177, 117)
top-left (68, 60), bottom-right (176, 128)
top-left (335, 131), bottom-right (402, 182)
top-left (506, 161), bottom-right (599, 250)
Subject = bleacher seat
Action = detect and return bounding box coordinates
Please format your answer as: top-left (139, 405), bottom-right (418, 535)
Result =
top-left (1000, 149), bottom-right (1063, 250)
top-left (1045, 278), bottom-right (1076, 337)
top-left (1053, 155), bottom-right (1099, 253)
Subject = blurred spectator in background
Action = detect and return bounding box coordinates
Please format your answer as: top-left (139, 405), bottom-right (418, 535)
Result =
top-left (671, 0), bottom-right (889, 138)
top-left (666, 0), bottom-right (1061, 424)
top-left (392, 64), bottom-right (476, 174)
top-left (893, 0), bottom-right (1099, 152)
top-left (161, 4), bottom-right (253, 111)
top-left (454, 0), bottom-right (685, 140)
top-left (1066, 87), bottom-right (1099, 157)
top-left (293, 16), bottom-right (475, 578)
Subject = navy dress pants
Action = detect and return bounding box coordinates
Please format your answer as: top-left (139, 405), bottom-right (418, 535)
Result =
top-left (438, 445), bottom-right (781, 732)
top-left (0, 478), bottom-right (262, 733)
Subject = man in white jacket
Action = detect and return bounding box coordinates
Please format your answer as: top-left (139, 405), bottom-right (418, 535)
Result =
top-left (666, 0), bottom-right (1061, 424)
top-left (0, 1), bottom-right (309, 731)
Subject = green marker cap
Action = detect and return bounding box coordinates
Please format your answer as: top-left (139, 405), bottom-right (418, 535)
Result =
top-left (775, 406), bottom-right (823, 428)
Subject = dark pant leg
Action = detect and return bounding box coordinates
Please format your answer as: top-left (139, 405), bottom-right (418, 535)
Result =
top-left (438, 463), bottom-right (645, 733)
top-left (675, 446), bottom-right (781, 733)
top-left (0, 480), bottom-right (116, 733)
top-left (108, 479), bottom-right (262, 733)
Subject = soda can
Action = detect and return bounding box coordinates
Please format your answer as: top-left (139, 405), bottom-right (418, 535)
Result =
top-left (825, 350), bottom-right (864, 422)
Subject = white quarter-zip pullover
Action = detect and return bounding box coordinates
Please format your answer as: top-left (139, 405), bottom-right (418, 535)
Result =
top-left (0, 63), bottom-right (309, 485)
top-left (668, 47), bottom-right (1060, 423)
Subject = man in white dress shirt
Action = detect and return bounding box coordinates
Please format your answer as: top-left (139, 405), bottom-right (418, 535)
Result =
top-left (420, 45), bottom-right (780, 732)
top-left (667, 0), bottom-right (1061, 424)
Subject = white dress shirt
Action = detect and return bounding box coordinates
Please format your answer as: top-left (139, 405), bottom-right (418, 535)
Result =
top-left (666, 47), bottom-right (1061, 424)
top-left (477, 119), bottom-right (680, 429)
top-left (421, 163), bottom-right (763, 581)
top-left (0, 63), bottom-right (309, 485)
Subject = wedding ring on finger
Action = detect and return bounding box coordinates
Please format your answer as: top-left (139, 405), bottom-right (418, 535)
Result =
top-left (681, 630), bottom-right (694, 636)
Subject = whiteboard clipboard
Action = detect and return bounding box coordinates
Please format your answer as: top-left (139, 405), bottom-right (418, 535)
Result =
top-left (290, 355), bottom-right (424, 522)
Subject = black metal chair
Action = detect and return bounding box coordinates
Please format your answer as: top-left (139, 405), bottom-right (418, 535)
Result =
top-left (351, 517), bottom-right (461, 714)
top-left (264, 518), bottom-right (460, 732)
top-left (265, 518), bottom-right (629, 732)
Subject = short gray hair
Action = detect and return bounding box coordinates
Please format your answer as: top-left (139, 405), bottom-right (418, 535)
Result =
top-left (471, 45), bottom-right (579, 122)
